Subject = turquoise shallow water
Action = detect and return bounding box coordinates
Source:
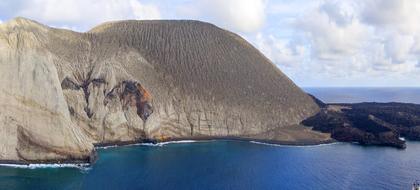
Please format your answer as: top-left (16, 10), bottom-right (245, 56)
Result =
top-left (1, 140), bottom-right (420, 190)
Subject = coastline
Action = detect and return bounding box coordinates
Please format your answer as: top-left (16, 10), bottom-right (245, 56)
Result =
top-left (0, 137), bottom-right (336, 167)
top-left (0, 155), bottom-right (95, 168)
top-left (154, 136), bottom-right (337, 146)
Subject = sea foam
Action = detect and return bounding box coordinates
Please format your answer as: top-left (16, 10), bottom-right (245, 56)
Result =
top-left (0, 163), bottom-right (90, 170)
top-left (96, 140), bottom-right (205, 149)
top-left (139, 140), bottom-right (200, 147)
top-left (249, 140), bottom-right (341, 148)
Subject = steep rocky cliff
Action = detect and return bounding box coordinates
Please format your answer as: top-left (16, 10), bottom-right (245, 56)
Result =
top-left (0, 18), bottom-right (329, 163)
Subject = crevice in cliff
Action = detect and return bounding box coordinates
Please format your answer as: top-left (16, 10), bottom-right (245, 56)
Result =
top-left (185, 113), bottom-right (194, 136)
top-left (61, 82), bottom-right (85, 118)
top-left (81, 80), bottom-right (92, 118)
top-left (204, 112), bottom-right (212, 135)
top-left (61, 76), bottom-right (93, 118)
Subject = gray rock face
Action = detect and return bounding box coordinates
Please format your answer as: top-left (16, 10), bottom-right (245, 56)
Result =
top-left (0, 18), bottom-right (329, 162)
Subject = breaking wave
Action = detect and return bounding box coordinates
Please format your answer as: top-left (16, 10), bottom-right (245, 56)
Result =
top-left (139, 140), bottom-right (200, 147)
top-left (0, 163), bottom-right (90, 170)
top-left (249, 141), bottom-right (341, 148)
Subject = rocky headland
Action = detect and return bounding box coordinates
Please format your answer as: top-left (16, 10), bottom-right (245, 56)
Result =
top-left (302, 96), bottom-right (420, 149)
top-left (0, 18), bottom-right (330, 164)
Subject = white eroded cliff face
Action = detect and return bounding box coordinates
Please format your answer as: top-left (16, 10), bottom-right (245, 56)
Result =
top-left (0, 18), bottom-right (329, 162)
top-left (0, 19), bottom-right (93, 162)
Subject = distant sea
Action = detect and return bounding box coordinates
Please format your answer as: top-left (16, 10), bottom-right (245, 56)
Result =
top-left (304, 87), bottom-right (420, 104)
top-left (0, 87), bottom-right (420, 190)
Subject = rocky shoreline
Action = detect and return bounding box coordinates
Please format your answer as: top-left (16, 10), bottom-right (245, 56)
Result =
top-left (0, 137), bottom-right (336, 166)
top-left (0, 152), bottom-right (96, 166)
top-left (151, 136), bottom-right (336, 146)
top-left (3, 96), bottom-right (420, 166)
top-left (302, 96), bottom-right (420, 149)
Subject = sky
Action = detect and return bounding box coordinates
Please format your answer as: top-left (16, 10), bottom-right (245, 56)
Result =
top-left (1, 0), bottom-right (419, 87)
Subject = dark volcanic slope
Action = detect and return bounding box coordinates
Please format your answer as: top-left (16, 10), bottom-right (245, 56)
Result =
top-left (302, 97), bottom-right (420, 148)
top-left (87, 20), bottom-right (317, 122)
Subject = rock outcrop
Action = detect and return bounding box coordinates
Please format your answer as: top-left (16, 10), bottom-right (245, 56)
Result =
top-left (0, 18), bottom-right (329, 163)
top-left (302, 96), bottom-right (420, 149)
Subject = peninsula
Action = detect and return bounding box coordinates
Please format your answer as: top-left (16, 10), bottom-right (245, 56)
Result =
top-left (302, 96), bottom-right (420, 149)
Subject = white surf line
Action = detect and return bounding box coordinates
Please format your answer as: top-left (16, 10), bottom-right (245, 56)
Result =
top-left (138, 140), bottom-right (204, 147)
top-left (249, 140), bottom-right (342, 148)
top-left (153, 140), bottom-right (198, 146)
top-left (0, 163), bottom-right (91, 170)
top-left (95, 144), bottom-right (119, 149)
top-left (136, 139), bottom-right (339, 148)
top-left (96, 140), bottom-right (217, 149)
top-left (99, 139), bottom-right (340, 149)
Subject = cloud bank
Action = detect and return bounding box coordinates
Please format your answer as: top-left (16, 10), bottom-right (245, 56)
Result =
top-left (254, 0), bottom-right (420, 86)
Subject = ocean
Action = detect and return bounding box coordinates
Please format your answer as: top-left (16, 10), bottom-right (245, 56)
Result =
top-left (304, 87), bottom-right (420, 104)
top-left (0, 87), bottom-right (419, 190)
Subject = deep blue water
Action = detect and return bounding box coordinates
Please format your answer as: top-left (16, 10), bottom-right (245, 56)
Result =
top-left (304, 87), bottom-right (420, 104)
top-left (1, 141), bottom-right (420, 190)
top-left (1, 87), bottom-right (420, 190)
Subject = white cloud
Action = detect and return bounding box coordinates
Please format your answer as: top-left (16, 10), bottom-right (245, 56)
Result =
top-left (296, 2), bottom-right (369, 61)
top-left (176, 0), bottom-right (267, 33)
top-left (357, 0), bottom-right (420, 67)
top-left (129, 0), bottom-right (161, 20)
top-left (254, 33), bottom-right (305, 67)
top-left (204, 0), bottom-right (266, 33)
top-left (254, 0), bottom-right (420, 86)
top-left (360, 0), bottom-right (420, 34)
top-left (319, 1), bottom-right (356, 26)
top-left (16, 0), bottom-right (161, 30)
top-left (384, 34), bottom-right (415, 63)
